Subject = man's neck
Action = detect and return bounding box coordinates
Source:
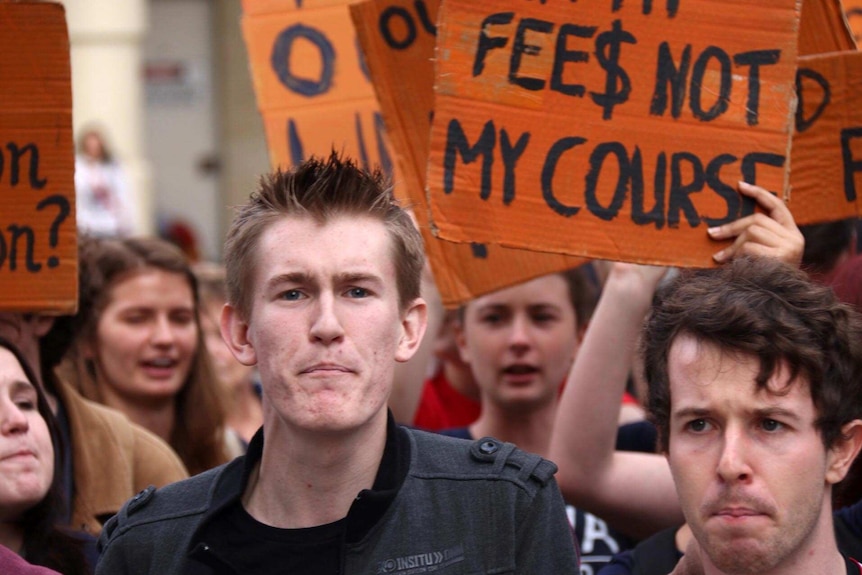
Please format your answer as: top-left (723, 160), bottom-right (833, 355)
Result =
top-left (243, 411), bottom-right (388, 529)
top-left (102, 390), bottom-right (176, 442)
top-left (470, 399), bottom-right (557, 457)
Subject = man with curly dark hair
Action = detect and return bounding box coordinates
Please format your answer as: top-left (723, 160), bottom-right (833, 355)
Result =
top-left (644, 256), bottom-right (862, 575)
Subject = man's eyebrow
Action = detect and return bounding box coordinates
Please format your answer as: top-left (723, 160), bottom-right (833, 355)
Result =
top-left (333, 272), bottom-right (384, 285)
top-left (265, 272), bottom-right (311, 290)
top-left (751, 406), bottom-right (801, 422)
top-left (670, 407), bottom-right (711, 420)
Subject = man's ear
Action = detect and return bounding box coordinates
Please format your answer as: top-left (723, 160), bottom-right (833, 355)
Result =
top-left (826, 420), bottom-right (862, 485)
top-left (395, 298), bottom-right (428, 363)
top-left (220, 304), bottom-right (258, 367)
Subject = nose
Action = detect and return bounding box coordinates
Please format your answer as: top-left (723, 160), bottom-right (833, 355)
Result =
top-left (150, 315), bottom-right (176, 346)
top-left (309, 293), bottom-right (344, 345)
top-left (507, 313), bottom-right (532, 354)
top-left (716, 425), bottom-right (753, 484)
top-left (0, 401), bottom-right (29, 436)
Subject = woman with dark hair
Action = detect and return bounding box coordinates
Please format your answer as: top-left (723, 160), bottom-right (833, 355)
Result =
top-left (0, 337), bottom-right (92, 574)
top-left (61, 236), bottom-right (236, 476)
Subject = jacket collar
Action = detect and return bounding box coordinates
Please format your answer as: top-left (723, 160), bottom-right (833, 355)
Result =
top-left (188, 412), bottom-right (410, 566)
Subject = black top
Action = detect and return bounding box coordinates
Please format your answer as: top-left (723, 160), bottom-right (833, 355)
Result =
top-left (191, 413), bottom-right (409, 574)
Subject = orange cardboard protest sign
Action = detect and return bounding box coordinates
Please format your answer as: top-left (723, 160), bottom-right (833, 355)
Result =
top-left (427, 0), bottom-right (800, 268)
top-left (0, 2), bottom-right (76, 312)
top-left (242, 0), bottom-right (395, 175)
top-left (351, 0), bottom-right (587, 307)
top-left (790, 50), bottom-right (862, 224)
top-left (798, 0), bottom-right (855, 54)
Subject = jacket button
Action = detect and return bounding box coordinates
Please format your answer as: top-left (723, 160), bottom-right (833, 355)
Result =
top-left (479, 440), bottom-right (498, 455)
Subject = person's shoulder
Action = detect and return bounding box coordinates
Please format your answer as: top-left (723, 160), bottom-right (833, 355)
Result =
top-left (57, 379), bottom-right (190, 482)
top-left (127, 421), bottom-right (189, 482)
top-left (99, 462), bottom-right (229, 546)
top-left (404, 427), bottom-right (558, 491)
top-left (0, 543), bottom-right (62, 575)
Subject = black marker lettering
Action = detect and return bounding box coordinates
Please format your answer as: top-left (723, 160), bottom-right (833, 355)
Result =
top-left (473, 13), bottom-right (514, 77)
top-left (690, 46), bottom-right (731, 121)
top-left (542, 136), bottom-right (586, 217)
top-left (509, 18), bottom-right (554, 91)
top-left (443, 119), bottom-right (496, 200)
top-left (550, 24), bottom-right (597, 97)
top-left (733, 50), bottom-right (780, 126)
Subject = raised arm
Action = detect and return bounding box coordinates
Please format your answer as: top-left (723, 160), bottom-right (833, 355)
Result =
top-left (549, 263), bottom-right (681, 540)
top-left (548, 182), bottom-right (805, 541)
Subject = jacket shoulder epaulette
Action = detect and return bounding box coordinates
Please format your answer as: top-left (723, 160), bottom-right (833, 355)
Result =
top-left (405, 428), bottom-right (558, 490)
top-left (99, 462), bottom-right (227, 552)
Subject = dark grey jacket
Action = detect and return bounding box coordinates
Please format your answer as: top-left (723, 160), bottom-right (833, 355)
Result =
top-left (96, 427), bottom-right (579, 574)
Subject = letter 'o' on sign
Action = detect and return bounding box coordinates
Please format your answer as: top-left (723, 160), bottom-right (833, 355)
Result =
top-left (270, 23), bottom-right (335, 96)
top-left (379, 6), bottom-right (417, 50)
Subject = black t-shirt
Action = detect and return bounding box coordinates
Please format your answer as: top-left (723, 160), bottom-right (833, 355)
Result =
top-left (206, 502), bottom-right (346, 575)
top-left (189, 415), bottom-right (409, 574)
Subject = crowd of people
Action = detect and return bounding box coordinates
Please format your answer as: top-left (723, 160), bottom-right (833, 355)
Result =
top-left (1, 150), bottom-right (861, 575)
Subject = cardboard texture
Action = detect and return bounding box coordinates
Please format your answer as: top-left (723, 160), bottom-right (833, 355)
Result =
top-left (0, 2), bottom-right (76, 312)
top-left (351, 0), bottom-right (587, 308)
top-left (790, 50), bottom-right (862, 224)
top-left (427, 0), bottom-right (800, 268)
top-left (844, 0), bottom-right (862, 46)
top-left (242, 0), bottom-right (397, 175)
top-left (798, 0), bottom-right (856, 54)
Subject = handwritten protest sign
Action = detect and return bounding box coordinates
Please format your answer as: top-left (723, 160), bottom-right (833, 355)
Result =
top-left (426, 0), bottom-right (800, 267)
top-left (351, 0), bottom-right (586, 307)
top-left (0, 2), bottom-right (76, 312)
top-left (790, 50), bottom-right (862, 224)
top-left (242, 0), bottom-right (395, 175)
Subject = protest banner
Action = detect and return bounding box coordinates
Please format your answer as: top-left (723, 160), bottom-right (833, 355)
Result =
top-left (426, 0), bottom-right (800, 267)
top-left (790, 50), bottom-right (862, 223)
top-left (242, 0), bottom-right (396, 176)
top-left (0, 2), bottom-right (76, 312)
top-left (351, 0), bottom-right (587, 307)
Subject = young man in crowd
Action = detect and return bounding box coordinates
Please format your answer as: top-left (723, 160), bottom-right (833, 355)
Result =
top-left (646, 257), bottom-right (862, 575)
top-left (96, 153), bottom-right (578, 574)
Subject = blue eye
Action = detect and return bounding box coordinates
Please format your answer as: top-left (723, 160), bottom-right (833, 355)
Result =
top-left (281, 290), bottom-right (303, 301)
top-left (761, 419), bottom-right (783, 432)
top-left (346, 287), bottom-right (369, 298)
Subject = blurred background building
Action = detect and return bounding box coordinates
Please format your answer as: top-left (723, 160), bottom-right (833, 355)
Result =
top-left (62, 0), bottom-right (269, 261)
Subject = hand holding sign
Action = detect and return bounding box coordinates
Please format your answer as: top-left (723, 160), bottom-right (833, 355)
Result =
top-left (708, 182), bottom-right (803, 266)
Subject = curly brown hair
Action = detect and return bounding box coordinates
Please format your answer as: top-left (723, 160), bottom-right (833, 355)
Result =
top-left (643, 256), bottom-right (862, 453)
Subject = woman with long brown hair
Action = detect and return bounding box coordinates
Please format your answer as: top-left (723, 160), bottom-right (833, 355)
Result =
top-left (61, 236), bottom-right (235, 476)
